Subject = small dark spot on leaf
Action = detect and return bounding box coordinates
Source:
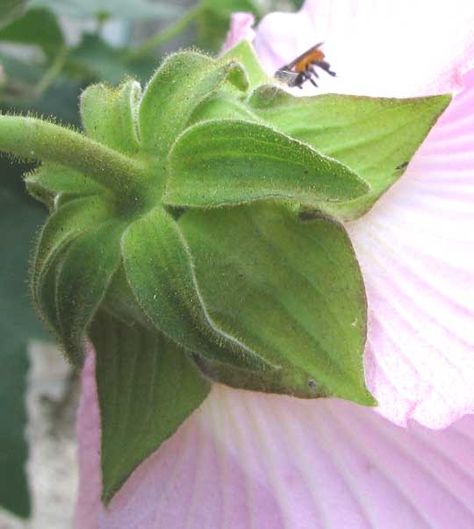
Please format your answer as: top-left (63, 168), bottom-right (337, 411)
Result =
top-left (308, 379), bottom-right (318, 391)
top-left (396, 161), bottom-right (409, 171)
top-left (299, 209), bottom-right (321, 221)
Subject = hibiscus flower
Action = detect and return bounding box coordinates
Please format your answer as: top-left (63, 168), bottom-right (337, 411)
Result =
top-left (75, 1), bottom-right (474, 527)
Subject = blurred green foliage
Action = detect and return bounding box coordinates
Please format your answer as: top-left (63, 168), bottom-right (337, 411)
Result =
top-left (0, 8), bottom-right (65, 58)
top-left (197, 0), bottom-right (262, 50)
top-left (30, 0), bottom-right (182, 20)
top-left (0, 159), bottom-right (46, 518)
top-left (0, 1), bottom-right (28, 29)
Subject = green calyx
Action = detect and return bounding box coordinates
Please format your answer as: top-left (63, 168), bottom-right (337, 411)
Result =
top-left (0, 43), bottom-right (451, 502)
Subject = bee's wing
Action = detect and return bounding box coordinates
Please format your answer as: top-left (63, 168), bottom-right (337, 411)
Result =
top-left (274, 69), bottom-right (300, 86)
top-left (278, 42), bottom-right (324, 71)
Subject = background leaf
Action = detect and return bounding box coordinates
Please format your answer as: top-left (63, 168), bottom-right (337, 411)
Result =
top-left (288, 0), bottom-right (304, 9)
top-left (90, 311), bottom-right (210, 502)
top-left (0, 162), bottom-right (46, 517)
top-left (0, 8), bottom-right (64, 59)
top-left (0, 0), bottom-right (28, 29)
top-left (29, 0), bottom-right (181, 20)
top-left (180, 203), bottom-right (374, 405)
top-left (66, 34), bottom-right (155, 85)
top-left (197, 0), bottom-right (261, 51)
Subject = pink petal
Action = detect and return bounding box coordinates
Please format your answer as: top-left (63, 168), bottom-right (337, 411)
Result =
top-left (74, 346), bottom-right (102, 529)
top-left (348, 68), bottom-right (474, 428)
top-left (221, 12), bottom-right (256, 53)
top-left (252, 0), bottom-right (474, 96)
top-left (75, 348), bottom-right (474, 529)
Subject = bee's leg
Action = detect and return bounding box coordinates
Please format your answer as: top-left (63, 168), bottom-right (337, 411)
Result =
top-left (317, 60), bottom-right (336, 76)
top-left (304, 66), bottom-right (318, 87)
top-left (308, 66), bottom-right (319, 78)
top-left (294, 72), bottom-right (306, 88)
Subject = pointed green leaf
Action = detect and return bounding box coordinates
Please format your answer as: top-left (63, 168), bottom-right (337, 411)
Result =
top-left (80, 79), bottom-right (141, 154)
top-left (32, 195), bottom-right (111, 298)
top-left (33, 204), bottom-right (123, 364)
top-left (31, 197), bottom-right (110, 343)
top-left (139, 51), bottom-right (248, 157)
top-left (90, 311), bottom-right (210, 503)
top-left (121, 206), bottom-right (268, 371)
top-left (165, 119), bottom-right (369, 208)
top-left (25, 163), bottom-right (104, 208)
top-left (56, 222), bottom-right (123, 362)
top-left (188, 42), bottom-right (266, 125)
top-left (180, 204), bottom-right (374, 405)
top-left (249, 87), bottom-right (451, 219)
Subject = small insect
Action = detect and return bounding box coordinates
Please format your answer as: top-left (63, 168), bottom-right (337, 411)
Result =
top-left (274, 42), bottom-right (336, 89)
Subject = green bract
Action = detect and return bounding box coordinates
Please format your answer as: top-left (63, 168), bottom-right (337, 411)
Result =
top-left (0, 48), bottom-right (451, 502)
top-left (248, 85), bottom-right (451, 219)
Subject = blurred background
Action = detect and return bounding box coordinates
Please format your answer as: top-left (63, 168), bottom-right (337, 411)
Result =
top-left (0, 0), bottom-right (303, 527)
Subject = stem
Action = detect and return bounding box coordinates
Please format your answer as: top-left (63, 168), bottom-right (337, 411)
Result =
top-left (34, 47), bottom-right (68, 96)
top-left (0, 115), bottom-right (145, 197)
top-left (127, 4), bottom-right (203, 61)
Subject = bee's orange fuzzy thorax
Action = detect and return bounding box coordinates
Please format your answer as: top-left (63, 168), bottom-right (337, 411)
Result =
top-left (293, 49), bottom-right (325, 72)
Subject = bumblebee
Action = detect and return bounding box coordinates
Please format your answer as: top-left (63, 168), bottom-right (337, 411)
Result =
top-left (274, 42), bottom-right (336, 88)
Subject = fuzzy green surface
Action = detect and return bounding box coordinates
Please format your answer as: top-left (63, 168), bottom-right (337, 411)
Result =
top-left (180, 203), bottom-right (374, 405)
top-left (165, 118), bottom-right (369, 208)
top-left (249, 87), bottom-right (451, 219)
top-left (0, 48), bottom-right (452, 503)
top-left (91, 312), bottom-right (210, 503)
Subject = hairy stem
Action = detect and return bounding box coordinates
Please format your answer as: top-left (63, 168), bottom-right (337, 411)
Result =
top-left (0, 114), bottom-right (145, 197)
